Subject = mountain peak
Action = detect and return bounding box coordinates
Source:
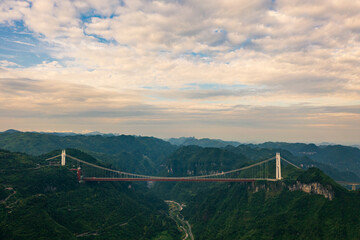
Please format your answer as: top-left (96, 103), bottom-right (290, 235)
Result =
top-left (3, 129), bottom-right (21, 133)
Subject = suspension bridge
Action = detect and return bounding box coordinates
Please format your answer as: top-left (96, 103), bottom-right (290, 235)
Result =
top-left (46, 150), bottom-right (301, 183)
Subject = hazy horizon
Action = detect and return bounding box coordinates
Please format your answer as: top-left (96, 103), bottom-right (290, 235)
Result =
top-left (1, 128), bottom-right (359, 146)
top-left (1, 0), bottom-right (360, 144)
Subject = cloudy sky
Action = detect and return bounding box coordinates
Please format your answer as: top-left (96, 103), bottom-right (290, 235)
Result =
top-left (0, 0), bottom-right (360, 144)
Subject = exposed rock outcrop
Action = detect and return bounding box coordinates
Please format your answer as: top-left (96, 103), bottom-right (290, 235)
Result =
top-left (288, 181), bottom-right (334, 200)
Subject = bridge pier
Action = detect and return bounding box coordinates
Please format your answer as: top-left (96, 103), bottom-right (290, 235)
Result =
top-left (276, 152), bottom-right (281, 180)
top-left (61, 150), bottom-right (66, 166)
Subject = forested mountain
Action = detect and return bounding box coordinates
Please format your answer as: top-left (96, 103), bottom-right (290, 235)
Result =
top-left (167, 137), bottom-right (240, 148)
top-left (1, 131), bottom-right (359, 182)
top-left (1, 132), bottom-right (360, 239)
top-left (162, 146), bottom-right (248, 177)
top-left (1, 131), bottom-right (360, 184)
top-left (165, 137), bottom-right (360, 182)
top-left (153, 145), bottom-right (303, 201)
top-left (247, 142), bottom-right (360, 181)
top-left (0, 131), bottom-right (176, 175)
top-left (0, 149), bottom-right (180, 240)
top-left (181, 168), bottom-right (360, 240)
top-left (223, 145), bottom-right (360, 182)
top-left (152, 146), bottom-right (360, 239)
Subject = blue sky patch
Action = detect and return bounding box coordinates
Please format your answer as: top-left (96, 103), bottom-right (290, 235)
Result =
top-left (0, 21), bottom-right (55, 67)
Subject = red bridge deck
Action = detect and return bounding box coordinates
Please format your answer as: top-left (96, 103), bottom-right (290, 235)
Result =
top-left (82, 177), bottom-right (256, 182)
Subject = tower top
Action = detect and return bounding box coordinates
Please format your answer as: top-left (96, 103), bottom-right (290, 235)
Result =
top-left (61, 149), bottom-right (66, 166)
top-left (276, 152), bottom-right (281, 180)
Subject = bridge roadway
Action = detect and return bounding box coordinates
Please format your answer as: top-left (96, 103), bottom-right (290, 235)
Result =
top-left (64, 153), bottom-right (279, 182)
top-left (82, 177), bottom-right (277, 182)
top-left (49, 151), bottom-right (360, 188)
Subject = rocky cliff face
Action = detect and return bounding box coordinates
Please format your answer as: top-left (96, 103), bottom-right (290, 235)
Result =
top-left (249, 181), bottom-right (335, 200)
top-left (288, 181), bottom-right (334, 200)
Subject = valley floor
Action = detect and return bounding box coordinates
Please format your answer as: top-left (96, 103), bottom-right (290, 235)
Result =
top-left (165, 200), bottom-right (194, 240)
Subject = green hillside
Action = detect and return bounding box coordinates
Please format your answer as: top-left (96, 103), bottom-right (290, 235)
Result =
top-left (151, 146), bottom-right (360, 239)
top-left (153, 145), bottom-right (302, 201)
top-left (0, 132), bottom-right (176, 175)
top-left (163, 145), bottom-right (248, 177)
top-left (1, 133), bottom-right (360, 240)
top-left (182, 168), bottom-right (360, 240)
top-left (167, 137), bottom-right (240, 148)
top-left (0, 149), bottom-right (180, 240)
top-left (225, 144), bottom-right (360, 182)
top-left (250, 142), bottom-right (360, 180)
top-left (1, 132), bottom-right (359, 182)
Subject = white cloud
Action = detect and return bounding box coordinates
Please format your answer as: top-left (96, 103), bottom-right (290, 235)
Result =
top-left (0, 0), bottom-right (360, 143)
top-left (0, 60), bottom-right (19, 67)
top-left (0, 0), bottom-right (29, 23)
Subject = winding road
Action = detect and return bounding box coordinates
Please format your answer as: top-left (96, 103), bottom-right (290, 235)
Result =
top-left (165, 200), bottom-right (194, 240)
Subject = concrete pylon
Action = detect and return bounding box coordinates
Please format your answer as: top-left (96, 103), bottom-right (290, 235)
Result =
top-left (61, 149), bottom-right (66, 166)
top-left (77, 167), bottom-right (82, 182)
top-left (276, 152), bottom-right (281, 180)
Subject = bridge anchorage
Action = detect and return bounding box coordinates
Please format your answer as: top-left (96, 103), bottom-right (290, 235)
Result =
top-left (46, 150), bottom-right (301, 183)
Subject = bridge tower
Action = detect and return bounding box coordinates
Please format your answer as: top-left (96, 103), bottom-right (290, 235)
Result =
top-left (61, 149), bottom-right (66, 166)
top-left (276, 152), bottom-right (281, 180)
top-left (77, 167), bottom-right (82, 182)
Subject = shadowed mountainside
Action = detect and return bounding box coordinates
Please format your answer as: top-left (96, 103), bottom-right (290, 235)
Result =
top-left (0, 149), bottom-right (180, 240)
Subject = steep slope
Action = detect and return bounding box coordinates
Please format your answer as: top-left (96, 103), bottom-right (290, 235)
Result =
top-left (0, 149), bottom-right (180, 240)
top-left (182, 168), bottom-right (360, 240)
top-left (163, 145), bottom-right (248, 177)
top-left (153, 145), bottom-right (303, 201)
top-left (153, 145), bottom-right (251, 201)
top-left (152, 145), bottom-right (360, 239)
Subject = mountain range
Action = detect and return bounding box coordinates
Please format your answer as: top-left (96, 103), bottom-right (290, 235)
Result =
top-left (1, 130), bottom-right (360, 239)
